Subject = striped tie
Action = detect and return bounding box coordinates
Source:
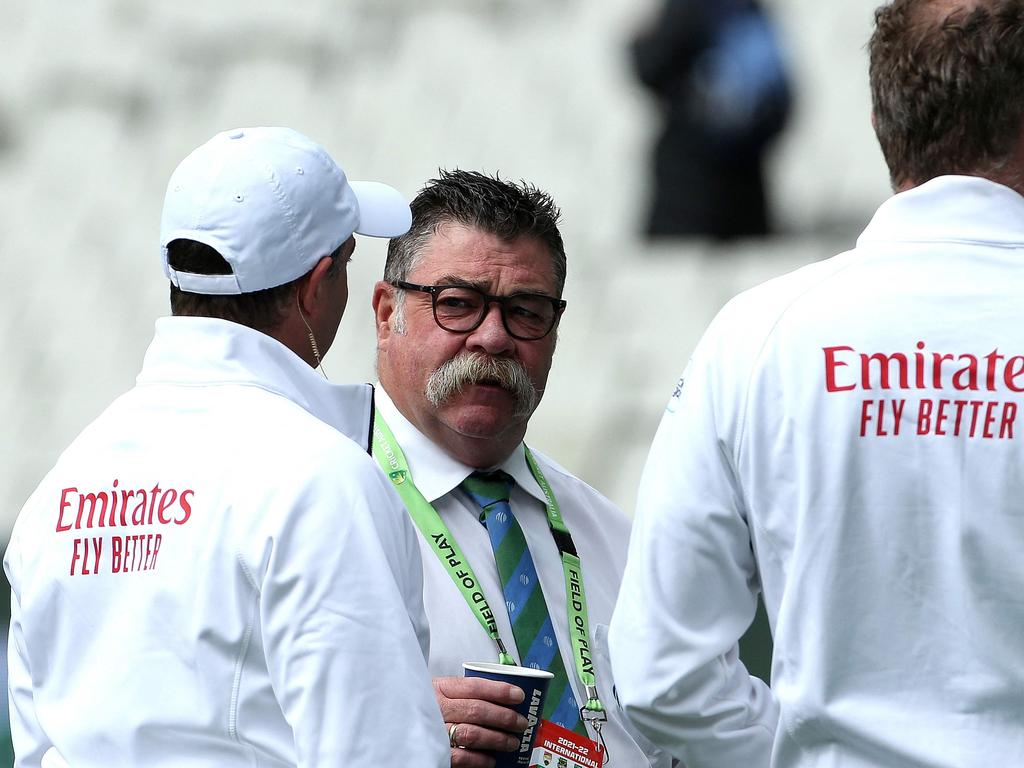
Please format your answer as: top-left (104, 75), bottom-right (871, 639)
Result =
top-left (461, 471), bottom-right (585, 733)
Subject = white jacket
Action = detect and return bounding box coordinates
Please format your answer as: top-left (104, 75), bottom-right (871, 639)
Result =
top-left (5, 317), bottom-right (448, 767)
top-left (610, 176), bottom-right (1024, 767)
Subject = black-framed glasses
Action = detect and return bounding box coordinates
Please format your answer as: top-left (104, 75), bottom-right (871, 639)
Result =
top-left (391, 280), bottom-right (566, 341)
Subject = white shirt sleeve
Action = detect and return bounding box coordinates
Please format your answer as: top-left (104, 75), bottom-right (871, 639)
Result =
top-left (6, 534), bottom-right (52, 768)
top-left (255, 450), bottom-right (448, 766)
top-left (609, 311), bottom-right (779, 767)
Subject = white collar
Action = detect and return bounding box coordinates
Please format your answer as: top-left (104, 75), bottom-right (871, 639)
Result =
top-left (138, 317), bottom-right (374, 451)
top-left (858, 175), bottom-right (1024, 248)
top-left (374, 386), bottom-right (548, 506)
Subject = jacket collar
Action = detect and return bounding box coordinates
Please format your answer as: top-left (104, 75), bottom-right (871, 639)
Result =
top-left (137, 317), bottom-right (374, 451)
top-left (858, 175), bottom-right (1024, 248)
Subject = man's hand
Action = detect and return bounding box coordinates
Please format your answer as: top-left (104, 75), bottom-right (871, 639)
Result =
top-left (434, 676), bottom-right (528, 768)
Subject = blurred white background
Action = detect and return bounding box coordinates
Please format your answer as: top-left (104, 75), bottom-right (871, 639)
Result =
top-left (0, 0), bottom-right (892, 535)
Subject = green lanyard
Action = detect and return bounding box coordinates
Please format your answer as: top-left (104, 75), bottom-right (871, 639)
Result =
top-left (372, 410), bottom-right (605, 719)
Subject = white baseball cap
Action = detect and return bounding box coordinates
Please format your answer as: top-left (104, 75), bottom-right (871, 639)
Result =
top-left (160, 127), bottom-right (411, 295)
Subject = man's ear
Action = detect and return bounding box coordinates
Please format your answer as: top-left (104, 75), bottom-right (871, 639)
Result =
top-left (372, 280), bottom-right (396, 344)
top-left (297, 256), bottom-right (336, 319)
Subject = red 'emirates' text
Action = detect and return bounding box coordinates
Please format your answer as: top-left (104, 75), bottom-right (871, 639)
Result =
top-left (825, 342), bottom-right (1022, 441)
top-left (58, 481), bottom-right (193, 577)
top-left (824, 341), bottom-right (1024, 393)
top-left (57, 481), bottom-right (193, 532)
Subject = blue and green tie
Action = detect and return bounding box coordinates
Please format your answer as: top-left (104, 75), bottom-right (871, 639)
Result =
top-left (461, 471), bottom-right (585, 733)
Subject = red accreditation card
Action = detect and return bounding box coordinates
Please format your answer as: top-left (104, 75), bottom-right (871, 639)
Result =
top-left (529, 719), bottom-right (604, 768)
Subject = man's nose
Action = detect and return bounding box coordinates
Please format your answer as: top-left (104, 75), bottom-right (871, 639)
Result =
top-left (466, 301), bottom-right (515, 356)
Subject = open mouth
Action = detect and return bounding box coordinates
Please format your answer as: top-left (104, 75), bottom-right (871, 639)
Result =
top-left (474, 378), bottom-right (507, 389)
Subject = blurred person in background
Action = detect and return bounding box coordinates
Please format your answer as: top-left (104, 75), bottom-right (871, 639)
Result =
top-left (371, 170), bottom-right (671, 767)
top-left (611, 0), bottom-right (1024, 765)
top-left (4, 127), bottom-right (448, 767)
top-left (631, 0), bottom-right (791, 240)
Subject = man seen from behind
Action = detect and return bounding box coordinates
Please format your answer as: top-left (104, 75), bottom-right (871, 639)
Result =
top-left (610, 2), bottom-right (1024, 766)
top-left (5, 127), bottom-right (449, 767)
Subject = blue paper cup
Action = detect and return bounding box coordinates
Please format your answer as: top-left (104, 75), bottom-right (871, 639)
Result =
top-left (463, 661), bottom-right (554, 768)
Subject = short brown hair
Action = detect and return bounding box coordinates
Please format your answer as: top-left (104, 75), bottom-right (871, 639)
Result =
top-left (869, 0), bottom-right (1024, 189)
top-left (167, 239), bottom-right (343, 334)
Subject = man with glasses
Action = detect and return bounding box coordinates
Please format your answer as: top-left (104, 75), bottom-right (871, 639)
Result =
top-left (370, 170), bottom-right (668, 767)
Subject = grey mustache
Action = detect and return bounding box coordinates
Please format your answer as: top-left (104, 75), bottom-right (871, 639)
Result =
top-left (426, 353), bottom-right (537, 418)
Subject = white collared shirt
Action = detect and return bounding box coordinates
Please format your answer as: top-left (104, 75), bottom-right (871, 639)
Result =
top-left (5, 317), bottom-right (448, 767)
top-left (610, 176), bottom-right (1024, 767)
top-left (375, 388), bottom-right (671, 767)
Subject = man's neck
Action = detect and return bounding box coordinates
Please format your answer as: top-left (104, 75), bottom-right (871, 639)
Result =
top-left (378, 384), bottom-right (523, 469)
